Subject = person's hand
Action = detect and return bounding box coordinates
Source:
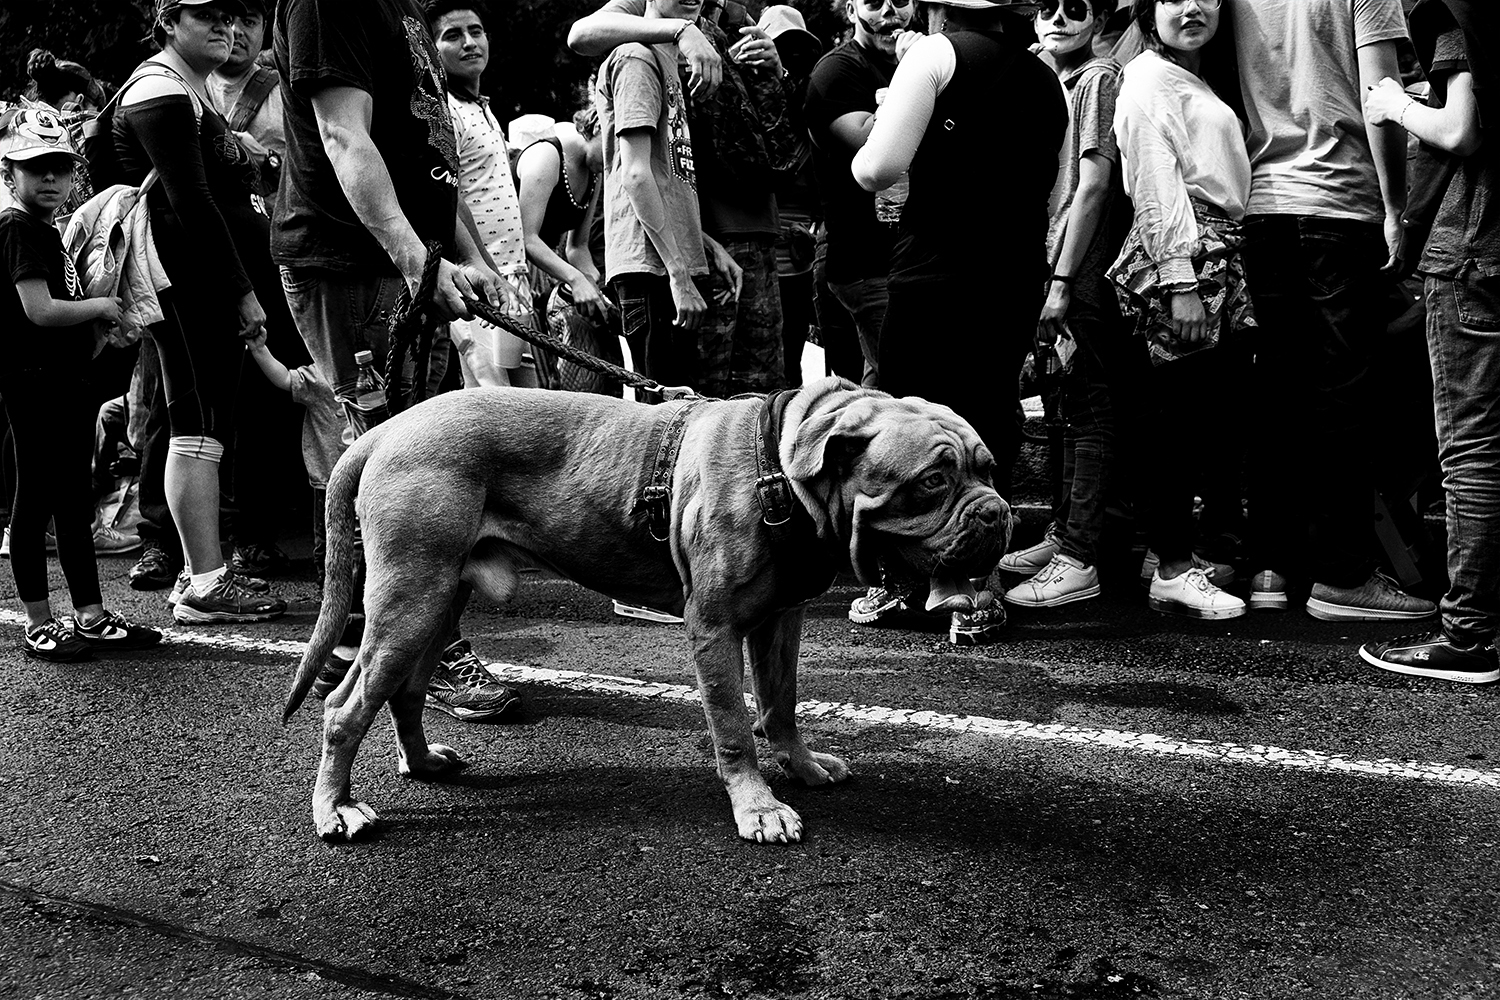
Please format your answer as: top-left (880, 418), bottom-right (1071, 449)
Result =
top-left (668, 269), bottom-right (709, 331)
top-left (705, 237), bottom-right (742, 306)
top-left (243, 325), bottom-right (269, 352)
top-left (92, 295), bottom-right (123, 327)
top-left (234, 129), bottom-right (271, 160)
top-left (1363, 76), bottom-right (1411, 127)
top-left (1380, 207), bottom-right (1405, 275)
top-left (417, 259), bottom-right (495, 321)
top-left (237, 291), bottom-right (266, 340)
top-left (679, 23), bottom-right (723, 99)
top-left (1037, 281), bottom-right (1070, 347)
top-left (1166, 290), bottom-right (1207, 344)
top-left (894, 30), bottom-right (922, 62)
top-left (729, 26), bottom-right (782, 75)
top-left (569, 273), bottom-right (612, 321)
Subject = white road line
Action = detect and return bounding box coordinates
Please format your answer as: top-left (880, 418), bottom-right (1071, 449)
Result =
top-left (7, 611), bottom-right (1498, 790)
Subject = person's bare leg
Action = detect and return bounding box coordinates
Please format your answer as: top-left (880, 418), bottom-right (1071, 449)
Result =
top-left (165, 452), bottom-right (224, 575)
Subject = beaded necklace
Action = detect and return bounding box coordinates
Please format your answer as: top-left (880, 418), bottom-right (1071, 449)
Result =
top-left (559, 143), bottom-right (596, 211)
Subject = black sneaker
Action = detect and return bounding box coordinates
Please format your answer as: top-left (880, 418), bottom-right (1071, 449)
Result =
top-left (128, 544), bottom-right (179, 591)
top-left (229, 542), bottom-right (290, 578)
top-left (173, 570), bottom-right (287, 624)
top-left (426, 639), bottom-right (523, 722)
top-left (68, 610), bottom-right (162, 651)
top-left (1359, 630), bottom-right (1500, 684)
top-left (22, 618), bottom-right (91, 661)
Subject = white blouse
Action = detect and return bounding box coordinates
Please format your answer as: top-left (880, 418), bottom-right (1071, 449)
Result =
top-left (1114, 49), bottom-right (1251, 287)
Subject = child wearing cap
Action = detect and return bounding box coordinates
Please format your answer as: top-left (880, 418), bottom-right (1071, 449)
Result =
top-left (0, 109), bottom-right (161, 660)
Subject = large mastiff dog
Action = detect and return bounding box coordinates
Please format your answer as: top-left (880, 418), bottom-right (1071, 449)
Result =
top-left (285, 377), bottom-right (1008, 843)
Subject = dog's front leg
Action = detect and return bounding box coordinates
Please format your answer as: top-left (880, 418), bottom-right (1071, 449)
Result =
top-left (688, 618), bottom-right (803, 843)
top-left (746, 609), bottom-right (851, 788)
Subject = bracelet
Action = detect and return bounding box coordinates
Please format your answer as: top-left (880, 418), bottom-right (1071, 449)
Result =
top-left (1398, 97), bottom-right (1416, 131)
top-left (672, 19), bottom-right (691, 43)
top-left (1049, 273), bottom-right (1074, 287)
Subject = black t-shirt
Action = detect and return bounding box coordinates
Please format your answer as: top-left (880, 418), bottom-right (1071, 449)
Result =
top-left (272, 0), bottom-right (459, 273)
top-left (0, 207), bottom-right (93, 371)
top-left (804, 40), bottom-right (898, 284)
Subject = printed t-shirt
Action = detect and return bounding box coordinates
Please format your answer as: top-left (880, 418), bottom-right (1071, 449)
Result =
top-left (805, 39), bottom-right (898, 285)
top-left (272, 0), bottom-right (459, 273)
top-left (1230, 0), bottom-right (1409, 221)
top-left (448, 93), bottom-right (526, 273)
top-left (597, 41), bottom-right (707, 280)
top-left (0, 206), bottom-right (93, 370)
top-left (1421, 28), bottom-right (1500, 278)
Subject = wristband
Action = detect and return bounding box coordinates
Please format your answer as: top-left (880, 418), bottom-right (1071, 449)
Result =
top-left (1397, 97), bottom-right (1416, 131)
top-left (672, 19), bottom-right (691, 43)
top-left (1049, 273), bottom-right (1074, 287)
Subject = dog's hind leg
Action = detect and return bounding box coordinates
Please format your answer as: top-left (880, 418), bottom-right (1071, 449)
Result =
top-left (746, 609), bottom-right (851, 788)
top-left (391, 598), bottom-right (468, 781)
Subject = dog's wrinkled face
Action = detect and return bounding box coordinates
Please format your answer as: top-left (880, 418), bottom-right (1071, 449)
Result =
top-left (784, 383), bottom-right (1011, 602)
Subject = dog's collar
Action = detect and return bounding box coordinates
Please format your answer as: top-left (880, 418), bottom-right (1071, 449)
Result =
top-left (635, 398), bottom-right (706, 542)
top-left (756, 389), bottom-right (840, 605)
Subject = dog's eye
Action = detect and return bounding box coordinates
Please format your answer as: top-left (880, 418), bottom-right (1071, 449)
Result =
top-left (920, 471), bottom-right (945, 491)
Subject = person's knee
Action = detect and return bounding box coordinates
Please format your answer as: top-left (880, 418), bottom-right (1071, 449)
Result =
top-left (167, 435), bottom-right (225, 463)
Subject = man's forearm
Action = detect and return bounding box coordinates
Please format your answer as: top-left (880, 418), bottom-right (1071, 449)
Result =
top-left (569, 13), bottom-right (687, 57)
top-left (456, 200), bottom-right (497, 271)
top-left (622, 168), bottom-right (690, 275)
top-left (323, 127), bottom-right (427, 277)
top-left (1358, 42), bottom-right (1407, 215)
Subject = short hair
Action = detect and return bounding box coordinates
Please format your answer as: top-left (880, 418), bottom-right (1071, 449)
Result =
top-left (424, 0), bottom-right (490, 32)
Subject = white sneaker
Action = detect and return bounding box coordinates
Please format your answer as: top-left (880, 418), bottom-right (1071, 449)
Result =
top-left (612, 600), bottom-right (684, 624)
top-left (1148, 568), bottom-right (1246, 620)
top-left (93, 523), bottom-right (143, 555)
top-left (1002, 554), bottom-right (1100, 608)
top-left (998, 534), bottom-right (1061, 576)
top-left (1139, 549), bottom-right (1235, 588)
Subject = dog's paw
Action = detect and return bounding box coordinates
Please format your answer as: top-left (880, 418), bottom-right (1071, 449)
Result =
top-left (735, 799), bottom-right (804, 844)
top-left (774, 749), bottom-right (852, 787)
top-left (315, 799), bottom-right (379, 842)
top-left (397, 743), bottom-right (468, 780)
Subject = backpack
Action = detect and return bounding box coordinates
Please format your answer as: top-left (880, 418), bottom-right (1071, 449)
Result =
top-left (80, 61), bottom-right (202, 192)
top-left (224, 65), bottom-right (281, 203)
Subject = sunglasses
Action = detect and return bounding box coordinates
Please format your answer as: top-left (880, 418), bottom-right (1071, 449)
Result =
top-left (1035, 0), bottom-right (1094, 20)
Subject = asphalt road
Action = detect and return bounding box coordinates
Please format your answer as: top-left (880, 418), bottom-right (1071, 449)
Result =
top-left (1, 522), bottom-right (1497, 1000)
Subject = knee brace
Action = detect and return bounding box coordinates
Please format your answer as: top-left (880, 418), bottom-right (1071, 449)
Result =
top-left (167, 434), bottom-right (225, 463)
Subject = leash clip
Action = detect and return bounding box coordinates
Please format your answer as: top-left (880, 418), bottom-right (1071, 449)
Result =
top-left (755, 472), bottom-right (794, 529)
top-left (642, 484), bottom-right (673, 542)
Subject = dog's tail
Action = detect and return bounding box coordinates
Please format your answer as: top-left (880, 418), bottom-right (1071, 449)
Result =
top-left (283, 429), bottom-right (377, 723)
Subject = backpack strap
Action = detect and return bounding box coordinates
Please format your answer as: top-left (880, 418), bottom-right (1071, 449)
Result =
top-left (109, 61), bottom-right (205, 125)
top-left (227, 66), bottom-right (278, 134)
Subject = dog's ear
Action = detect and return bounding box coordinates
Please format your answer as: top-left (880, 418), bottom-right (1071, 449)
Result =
top-left (784, 398), bottom-right (883, 482)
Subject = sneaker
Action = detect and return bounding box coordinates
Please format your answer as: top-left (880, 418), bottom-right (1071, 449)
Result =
top-left (998, 533), bottom-right (1061, 576)
top-left (611, 600), bottom-right (684, 624)
top-left (849, 585), bottom-right (909, 625)
top-left (168, 567), bottom-right (272, 607)
top-left (312, 650), bottom-right (355, 701)
top-left (1248, 570), bottom-right (1289, 612)
top-left (172, 570), bottom-right (287, 624)
top-left (2, 525), bottom-right (58, 558)
top-left (1306, 571), bottom-right (1437, 622)
top-left (950, 593), bottom-right (1006, 645)
top-left (128, 544), bottom-right (179, 590)
top-left (1359, 630), bottom-right (1500, 684)
top-left (229, 542), bottom-right (290, 578)
top-left (22, 618), bottom-right (91, 661)
top-left (68, 610), bottom-right (162, 651)
top-left (1139, 550), bottom-right (1235, 589)
top-left (1002, 554), bottom-right (1100, 608)
top-left (1148, 568), bottom-right (1246, 620)
top-left (93, 523), bottom-right (143, 555)
top-left (426, 639), bottom-right (523, 722)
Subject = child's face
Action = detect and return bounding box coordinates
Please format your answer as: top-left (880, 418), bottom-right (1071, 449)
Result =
top-left (1034, 0), bottom-right (1099, 57)
top-left (4, 155), bottom-right (76, 215)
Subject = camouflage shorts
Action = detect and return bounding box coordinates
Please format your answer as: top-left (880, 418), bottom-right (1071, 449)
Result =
top-left (697, 237), bottom-right (786, 398)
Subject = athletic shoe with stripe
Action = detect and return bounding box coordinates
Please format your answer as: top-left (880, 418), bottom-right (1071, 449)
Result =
top-left (168, 567), bottom-right (272, 607)
top-left (22, 618), bottom-right (91, 661)
top-left (426, 639), bottom-right (523, 722)
top-left (68, 610), bottom-right (162, 650)
top-left (1002, 553), bottom-right (1100, 608)
top-left (172, 570), bottom-right (286, 624)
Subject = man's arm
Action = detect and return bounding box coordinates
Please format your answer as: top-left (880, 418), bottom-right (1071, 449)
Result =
top-left (312, 85), bottom-right (483, 320)
top-left (568, 12), bottom-right (722, 97)
top-left (618, 127), bottom-right (707, 329)
top-left (827, 111), bottom-right (877, 156)
top-left (1356, 40), bottom-right (1408, 260)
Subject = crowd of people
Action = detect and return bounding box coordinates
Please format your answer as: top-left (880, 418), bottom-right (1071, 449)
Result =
top-left (0, 0), bottom-right (1494, 706)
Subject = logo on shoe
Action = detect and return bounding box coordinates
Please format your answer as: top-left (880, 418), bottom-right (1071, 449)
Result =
top-left (94, 624), bottom-right (129, 640)
top-left (31, 634), bottom-right (57, 651)
top-left (1412, 649), bottom-right (1430, 661)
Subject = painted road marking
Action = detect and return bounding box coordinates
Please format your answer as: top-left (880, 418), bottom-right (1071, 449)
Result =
top-left (9, 610), bottom-right (1498, 790)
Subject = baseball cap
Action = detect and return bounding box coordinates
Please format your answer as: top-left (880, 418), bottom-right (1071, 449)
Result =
top-left (758, 6), bottom-right (822, 55)
top-left (156, 0), bottom-right (249, 18)
top-left (2, 108), bottom-right (85, 166)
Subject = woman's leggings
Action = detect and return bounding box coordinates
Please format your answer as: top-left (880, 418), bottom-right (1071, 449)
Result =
top-left (0, 370), bottom-right (101, 607)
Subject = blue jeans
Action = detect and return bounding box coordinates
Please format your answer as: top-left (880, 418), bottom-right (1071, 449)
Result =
top-left (1242, 216), bottom-right (1389, 587)
top-left (830, 275), bottom-right (888, 390)
top-left (1426, 273), bottom-right (1500, 644)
